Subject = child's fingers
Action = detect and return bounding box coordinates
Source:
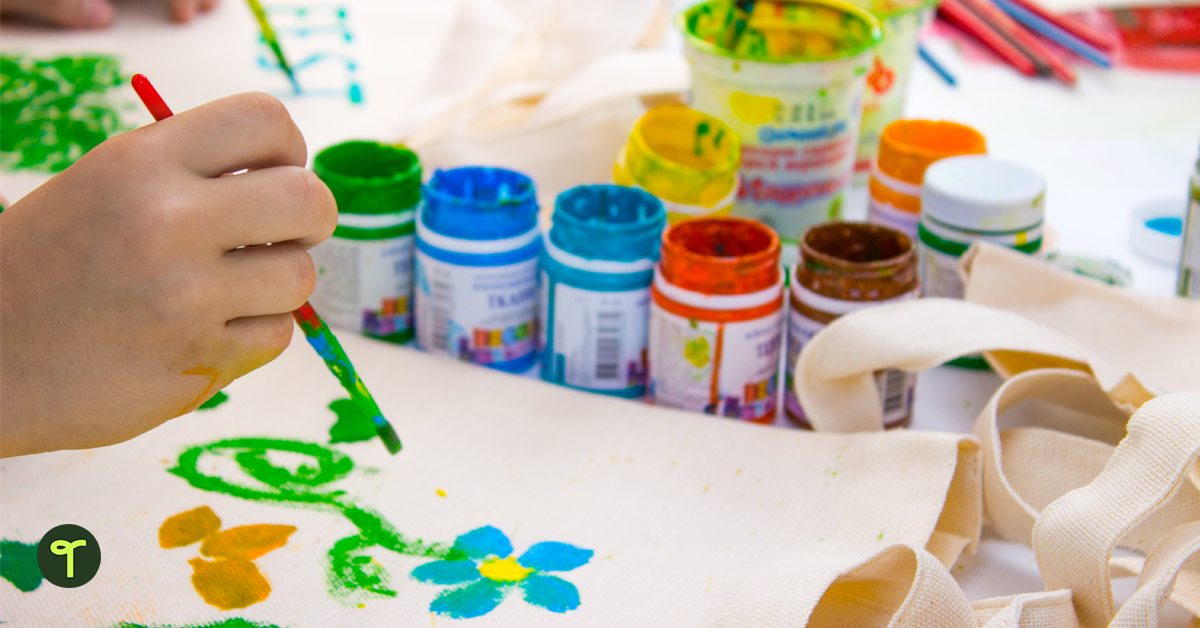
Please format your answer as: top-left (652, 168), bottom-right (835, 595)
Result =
top-left (218, 242), bottom-right (316, 320)
top-left (157, 92), bottom-right (307, 177)
top-left (204, 166), bottom-right (337, 250)
top-left (221, 314), bottom-right (295, 377)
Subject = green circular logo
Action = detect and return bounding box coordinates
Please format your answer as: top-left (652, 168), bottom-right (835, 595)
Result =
top-left (37, 524), bottom-right (101, 588)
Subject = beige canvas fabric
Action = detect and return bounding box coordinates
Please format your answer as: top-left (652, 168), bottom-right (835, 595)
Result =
top-left (0, 328), bottom-right (981, 626)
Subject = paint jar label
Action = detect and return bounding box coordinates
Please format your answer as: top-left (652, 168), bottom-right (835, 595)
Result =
top-left (690, 74), bottom-right (866, 242)
top-left (542, 278), bottom-right (651, 392)
top-left (647, 305), bottom-right (782, 422)
top-left (917, 243), bottom-right (965, 299)
top-left (310, 234), bottom-right (415, 342)
top-left (868, 197), bottom-right (919, 239)
top-left (658, 183), bottom-right (738, 224)
top-left (415, 253), bottom-right (539, 370)
top-left (784, 290), bottom-right (917, 427)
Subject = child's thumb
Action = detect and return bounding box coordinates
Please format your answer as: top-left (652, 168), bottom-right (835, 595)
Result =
top-left (1, 0), bottom-right (115, 28)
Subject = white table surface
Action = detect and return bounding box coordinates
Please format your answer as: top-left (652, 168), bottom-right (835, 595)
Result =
top-left (3, 0), bottom-right (1198, 622)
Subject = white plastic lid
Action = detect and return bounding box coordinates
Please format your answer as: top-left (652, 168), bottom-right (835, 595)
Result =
top-left (1128, 198), bottom-right (1184, 266)
top-left (921, 156), bottom-right (1046, 232)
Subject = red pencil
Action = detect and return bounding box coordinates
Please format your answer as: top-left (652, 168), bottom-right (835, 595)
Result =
top-left (131, 74), bottom-right (174, 121)
top-left (939, 0), bottom-right (1037, 76)
top-left (959, 0), bottom-right (1077, 85)
top-left (1004, 0), bottom-right (1117, 50)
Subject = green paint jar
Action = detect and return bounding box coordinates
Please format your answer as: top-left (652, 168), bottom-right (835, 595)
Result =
top-left (310, 141), bottom-right (421, 343)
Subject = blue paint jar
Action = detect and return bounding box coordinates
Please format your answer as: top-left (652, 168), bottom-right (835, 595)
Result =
top-left (539, 185), bottom-right (666, 397)
top-left (415, 167), bottom-right (541, 373)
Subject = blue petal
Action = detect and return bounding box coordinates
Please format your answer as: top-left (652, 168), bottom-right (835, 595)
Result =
top-left (453, 526), bottom-right (512, 560)
top-left (430, 579), bottom-right (506, 618)
top-left (519, 542), bottom-right (593, 572)
top-left (411, 559), bottom-right (481, 585)
top-left (521, 574), bottom-right (580, 613)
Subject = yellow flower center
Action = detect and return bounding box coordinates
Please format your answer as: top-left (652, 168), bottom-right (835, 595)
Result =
top-left (478, 556), bottom-right (534, 583)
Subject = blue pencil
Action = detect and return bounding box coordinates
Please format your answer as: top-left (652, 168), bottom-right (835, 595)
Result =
top-left (990, 0), bottom-right (1112, 68)
top-left (918, 44), bottom-right (957, 87)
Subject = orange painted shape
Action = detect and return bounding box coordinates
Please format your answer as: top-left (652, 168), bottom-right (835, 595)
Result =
top-left (199, 524), bottom-right (297, 560)
top-left (189, 557), bottom-right (271, 610)
top-left (159, 506), bottom-right (222, 548)
top-left (179, 366), bottom-right (223, 415)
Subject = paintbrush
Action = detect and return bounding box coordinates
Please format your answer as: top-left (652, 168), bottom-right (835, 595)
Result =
top-left (130, 74), bottom-right (401, 455)
top-left (722, 0), bottom-right (756, 51)
top-left (245, 0), bottom-right (302, 94)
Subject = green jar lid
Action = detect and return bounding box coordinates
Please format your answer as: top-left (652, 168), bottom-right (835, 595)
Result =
top-left (313, 141), bottom-right (422, 215)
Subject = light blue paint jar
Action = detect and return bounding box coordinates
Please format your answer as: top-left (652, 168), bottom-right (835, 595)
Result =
top-left (539, 185), bottom-right (667, 397)
top-left (415, 167), bottom-right (541, 373)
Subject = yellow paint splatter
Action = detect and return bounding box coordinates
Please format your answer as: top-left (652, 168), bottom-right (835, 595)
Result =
top-left (684, 336), bottom-right (710, 368)
top-left (188, 557), bottom-right (270, 610)
top-left (436, 489), bottom-right (447, 498)
top-left (478, 556), bottom-right (534, 583)
top-left (358, 603), bottom-right (366, 608)
top-left (159, 506), bottom-right (221, 548)
top-left (200, 524), bottom-right (296, 560)
top-left (729, 92), bottom-right (780, 124)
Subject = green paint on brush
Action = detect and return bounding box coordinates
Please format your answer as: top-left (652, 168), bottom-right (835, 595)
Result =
top-left (115, 620), bottom-right (283, 628)
top-left (328, 397), bottom-right (376, 444)
top-left (197, 390), bottom-right (229, 411)
top-left (0, 539), bottom-right (42, 592)
top-left (168, 438), bottom-right (462, 602)
top-left (1, 53), bottom-right (131, 173)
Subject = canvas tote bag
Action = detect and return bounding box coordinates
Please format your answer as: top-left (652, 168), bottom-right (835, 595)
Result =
top-left (0, 325), bottom-right (982, 626)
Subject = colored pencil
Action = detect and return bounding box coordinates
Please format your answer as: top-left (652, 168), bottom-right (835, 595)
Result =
top-left (723, 0), bottom-right (756, 51)
top-left (245, 0), bottom-right (302, 93)
top-left (1004, 0), bottom-right (1116, 50)
top-left (959, 0), bottom-right (1077, 85)
top-left (918, 43), bottom-right (958, 86)
top-left (129, 74), bottom-right (401, 455)
top-left (990, 0), bottom-right (1113, 67)
top-left (939, 0), bottom-right (1037, 76)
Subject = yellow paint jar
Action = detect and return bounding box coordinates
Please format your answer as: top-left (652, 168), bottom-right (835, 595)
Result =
top-left (615, 104), bottom-right (742, 224)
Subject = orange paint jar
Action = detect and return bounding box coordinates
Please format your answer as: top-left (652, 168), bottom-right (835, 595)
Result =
top-left (647, 218), bottom-right (784, 423)
top-left (868, 120), bottom-right (986, 238)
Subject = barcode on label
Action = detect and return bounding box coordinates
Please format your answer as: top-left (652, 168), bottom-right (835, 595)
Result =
top-left (431, 279), bottom-right (453, 352)
top-left (595, 310), bottom-right (623, 380)
top-left (881, 368), bottom-right (908, 415)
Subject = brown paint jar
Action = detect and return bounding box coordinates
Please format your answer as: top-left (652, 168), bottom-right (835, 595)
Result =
top-left (784, 221), bottom-right (919, 429)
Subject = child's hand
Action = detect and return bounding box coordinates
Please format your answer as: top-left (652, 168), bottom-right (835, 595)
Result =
top-left (0, 92), bottom-right (337, 457)
top-left (0, 0), bottom-right (218, 29)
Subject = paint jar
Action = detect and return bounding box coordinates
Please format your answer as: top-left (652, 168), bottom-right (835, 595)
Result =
top-left (648, 217), bottom-right (784, 423)
top-left (415, 167), bottom-right (541, 373)
top-left (309, 141), bottom-right (422, 343)
top-left (868, 120), bottom-right (986, 238)
top-left (680, 0), bottom-right (883, 243)
top-left (613, 104), bottom-right (741, 224)
top-left (540, 185), bottom-right (667, 397)
top-left (850, 0), bottom-right (938, 183)
top-left (920, 156), bottom-right (1044, 369)
top-left (1179, 156), bottom-right (1200, 298)
top-left (784, 221), bottom-right (919, 429)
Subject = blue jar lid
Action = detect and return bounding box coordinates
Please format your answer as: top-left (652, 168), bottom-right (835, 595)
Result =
top-left (550, 185), bottom-right (666, 262)
top-left (421, 167), bottom-right (538, 240)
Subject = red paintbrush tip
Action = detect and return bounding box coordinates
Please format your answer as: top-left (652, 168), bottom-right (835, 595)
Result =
top-left (131, 74), bottom-right (174, 121)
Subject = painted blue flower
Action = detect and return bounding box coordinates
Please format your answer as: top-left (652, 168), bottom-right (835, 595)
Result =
top-left (412, 526), bottom-right (592, 619)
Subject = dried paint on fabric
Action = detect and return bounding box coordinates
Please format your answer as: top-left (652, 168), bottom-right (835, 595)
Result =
top-left (328, 397), bottom-right (377, 444)
top-left (197, 391), bottom-right (229, 411)
top-left (114, 620), bottom-right (283, 628)
top-left (0, 53), bottom-right (131, 172)
top-left (0, 539), bottom-right (42, 592)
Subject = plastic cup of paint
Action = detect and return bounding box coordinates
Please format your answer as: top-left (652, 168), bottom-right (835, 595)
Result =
top-left (784, 221), bottom-right (919, 429)
top-left (540, 185), bottom-right (667, 397)
top-left (614, 104), bottom-right (741, 224)
top-left (868, 120), bottom-right (986, 239)
top-left (849, 0), bottom-right (939, 184)
top-left (919, 155), bottom-right (1045, 369)
top-left (680, 0), bottom-right (884, 243)
top-left (309, 141), bottom-right (422, 343)
top-left (647, 217), bottom-right (785, 423)
top-left (415, 166), bottom-right (542, 373)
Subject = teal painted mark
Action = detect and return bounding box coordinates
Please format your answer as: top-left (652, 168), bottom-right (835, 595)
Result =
top-left (0, 53), bottom-right (131, 172)
top-left (327, 398), bottom-right (375, 444)
top-left (168, 438), bottom-right (461, 602)
top-left (0, 539), bottom-right (42, 592)
top-left (115, 620), bottom-right (282, 628)
top-left (197, 390), bottom-right (229, 411)
top-left (255, 5), bottom-right (361, 104)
